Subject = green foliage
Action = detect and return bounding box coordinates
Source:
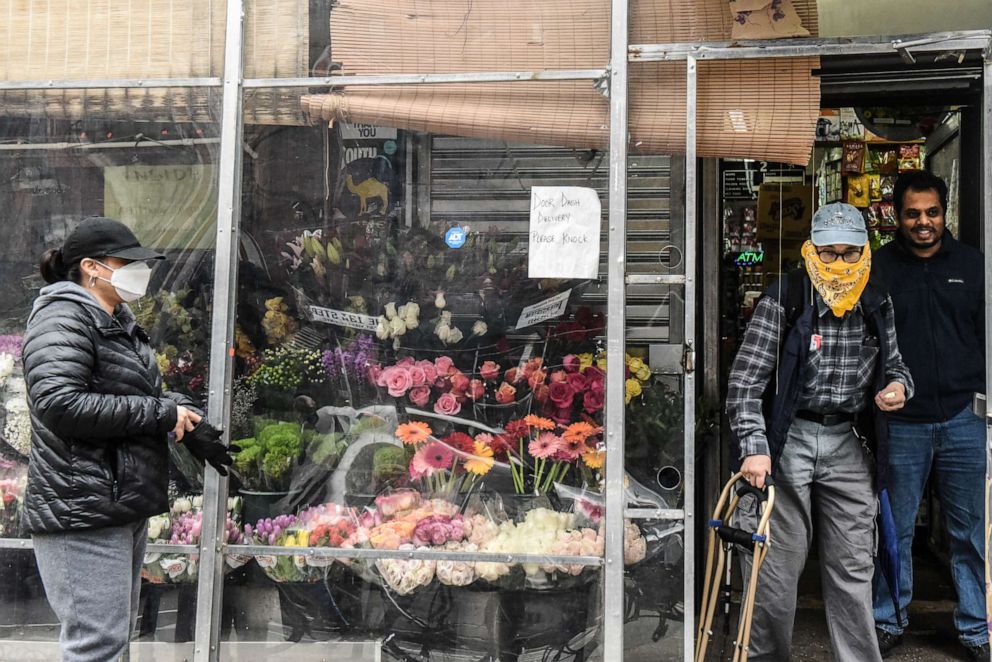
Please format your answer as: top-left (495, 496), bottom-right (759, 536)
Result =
top-left (232, 419), bottom-right (305, 490)
top-left (246, 347), bottom-right (325, 392)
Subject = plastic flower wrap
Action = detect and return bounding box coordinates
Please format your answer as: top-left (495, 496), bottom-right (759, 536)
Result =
top-left (541, 528), bottom-right (604, 576)
top-left (477, 508), bottom-right (576, 580)
top-left (375, 544), bottom-right (436, 595)
top-left (436, 541), bottom-right (478, 586)
top-left (623, 520), bottom-right (647, 565)
top-left (246, 515), bottom-right (317, 583)
top-left (2, 382), bottom-right (31, 457)
top-left (463, 513), bottom-right (499, 547)
top-left (0, 467), bottom-right (27, 538)
top-left (374, 489), bottom-right (422, 519)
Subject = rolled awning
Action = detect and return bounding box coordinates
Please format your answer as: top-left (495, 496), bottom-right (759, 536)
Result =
top-left (0, 0), bottom-right (310, 124)
top-left (302, 0), bottom-right (820, 164)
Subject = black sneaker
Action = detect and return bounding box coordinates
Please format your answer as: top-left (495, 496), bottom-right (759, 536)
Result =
top-left (876, 628), bottom-right (903, 658)
top-left (964, 642), bottom-right (990, 661)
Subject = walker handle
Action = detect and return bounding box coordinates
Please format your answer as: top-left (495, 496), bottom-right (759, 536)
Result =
top-left (734, 473), bottom-right (773, 502)
top-left (716, 525), bottom-right (766, 548)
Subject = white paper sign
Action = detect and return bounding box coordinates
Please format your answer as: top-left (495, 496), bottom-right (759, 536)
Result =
top-left (340, 122), bottom-right (398, 140)
top-left (515, 290), bottom-right (572, 330)
top-left (309, 306), bottom-right (379, 331)
top-left (527, 186), bottom-right (601, 279)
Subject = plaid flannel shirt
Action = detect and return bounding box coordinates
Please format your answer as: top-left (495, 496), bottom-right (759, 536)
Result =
top-left (727, 293), bottom-right (914, 458)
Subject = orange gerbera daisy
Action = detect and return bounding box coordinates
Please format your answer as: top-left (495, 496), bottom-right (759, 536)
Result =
top-left (395, 421), bottom-right (432, 445)
top-left (582, 449), bottom-right (605, 469)
top-left (562, 421), bottom-right (599, 443)
top-left (464, 440), bottom-right (495, 476)
top-left (523, 414), bottom-right (555, 431)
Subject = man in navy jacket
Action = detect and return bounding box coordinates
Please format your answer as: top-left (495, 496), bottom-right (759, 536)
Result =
top-left (871, 171), bottom-right (988, 659)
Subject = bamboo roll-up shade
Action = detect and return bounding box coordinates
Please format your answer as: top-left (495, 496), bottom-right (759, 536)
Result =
top-left (302, 0), bottom-right (820, 164)
top-left (630, 0), bottom-right (818, 42)
top-left (0, 0), bottom-right (309, 124)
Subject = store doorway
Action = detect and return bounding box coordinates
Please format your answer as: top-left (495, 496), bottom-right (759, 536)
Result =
top-left (701, 49), bottom-right (987, 661)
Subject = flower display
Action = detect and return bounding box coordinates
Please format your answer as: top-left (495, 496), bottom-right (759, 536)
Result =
top-left (436, 541), bottom-right (478, 586)
top-left (0, 466), bottom-right (26, 538)
top-left (502, 415), bottom-right (602, 494)
top-left (376, 301), bottom-right (421, 349)
top-left (244, 513), bottom-right (318, 583)
top-left (261, 297), bottom-right (299, 346)
top-left (142, 497), bottom-right (244, 584)
top-left (623, 520), bottom-right (647, 565)
top-left (541, 528), bottom-right (604, 576)
top-left (374, 489), bottom-right (422, 519)
top-left (0, 335), bottom-right (24, 362)
top-left (375, 544), bottom-right (436, 595)
top-left (232, 420), bottom-right (307, 491)
top-left (412, 514), bottom-right (466, 547)
top-left (477, 508), bottom-right (576, 579)
top-left (321, 334), bottom-right (376, 386)
top-left (246, 346), bottom-right (325, 393)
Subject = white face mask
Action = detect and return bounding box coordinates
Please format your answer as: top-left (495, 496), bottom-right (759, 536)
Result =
top-left (94, 260), bottom-right (153, 302)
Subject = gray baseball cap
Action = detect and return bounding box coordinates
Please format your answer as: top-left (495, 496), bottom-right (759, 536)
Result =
top-left (810, 202), bottom-right (868, 247)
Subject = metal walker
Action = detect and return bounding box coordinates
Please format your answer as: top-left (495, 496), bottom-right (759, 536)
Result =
top-left (695, 472), bottom-right (776, 662)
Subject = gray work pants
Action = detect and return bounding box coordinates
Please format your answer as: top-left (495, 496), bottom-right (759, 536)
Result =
top-left (32, 519), bottom-right (148, 662)
top-left (741, 417), bottom-right (881, 662)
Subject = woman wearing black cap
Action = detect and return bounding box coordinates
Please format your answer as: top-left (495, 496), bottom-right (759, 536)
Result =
top-left (20, 217), bottom-right (234, 662)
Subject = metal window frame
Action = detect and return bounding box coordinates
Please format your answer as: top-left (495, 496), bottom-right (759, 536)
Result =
top-left (2, 7), bottom-right (990, 661)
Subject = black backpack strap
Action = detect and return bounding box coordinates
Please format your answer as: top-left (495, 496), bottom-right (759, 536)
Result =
top-left (761, 268), bottom-right (808, 334)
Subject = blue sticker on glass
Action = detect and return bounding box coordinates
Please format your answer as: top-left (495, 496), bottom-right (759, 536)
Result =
top-left (445, 227), bottom-right (466, 248)
top-left (383, 140), bottom-right (397, 155)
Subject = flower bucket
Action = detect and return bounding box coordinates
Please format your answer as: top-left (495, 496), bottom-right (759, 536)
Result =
top-left (240, 489), bottom-right (293, 525)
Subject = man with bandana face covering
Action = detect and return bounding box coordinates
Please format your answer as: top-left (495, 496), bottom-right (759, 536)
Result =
top-left (870, 172), bottom-right (988, 660)
top-left (726, 202), bottom-right (914, 661)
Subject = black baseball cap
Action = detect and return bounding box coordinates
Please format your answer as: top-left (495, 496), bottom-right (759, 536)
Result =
top-left (62, 217), bottom-right (165, 265)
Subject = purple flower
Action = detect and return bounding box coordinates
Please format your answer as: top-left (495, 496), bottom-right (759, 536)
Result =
top-left (0, 335), bottom-right (23, 360)
top-left (412, 514), bottom-right (466, 547)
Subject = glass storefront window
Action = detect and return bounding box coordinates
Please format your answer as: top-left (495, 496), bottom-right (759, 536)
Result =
top-left (212, 112), bottom-right (677, 658)
top-left (0, 89), bottom-right (220, 657)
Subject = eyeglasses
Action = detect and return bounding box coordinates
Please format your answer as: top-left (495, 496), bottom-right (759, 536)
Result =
top-left (816, 248), bottom-right (863, 264)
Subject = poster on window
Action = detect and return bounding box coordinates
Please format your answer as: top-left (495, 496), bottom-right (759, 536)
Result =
top-left (527, 186), bottom-right (601, 280)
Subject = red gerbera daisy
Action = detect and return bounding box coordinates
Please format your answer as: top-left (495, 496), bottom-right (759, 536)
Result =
top-left (443, 432), bottom-right (475, 453)
top-left (419, 441), bottom-right (454, 470)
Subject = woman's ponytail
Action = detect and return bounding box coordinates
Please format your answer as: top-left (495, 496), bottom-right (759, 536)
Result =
top-left (39, 248), bottom-right (68, 284)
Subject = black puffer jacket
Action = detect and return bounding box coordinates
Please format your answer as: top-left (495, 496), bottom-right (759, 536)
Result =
top-left (22, 282), bottom-right (192, 533)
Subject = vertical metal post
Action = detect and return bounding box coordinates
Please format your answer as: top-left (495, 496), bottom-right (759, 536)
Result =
top-left (683, 54), bottom-right (698, 661)
top-left (604, 0), bottom-right (629, 659)
top-left (982, 46), bottom-right (992, 644)
top-left (193, 0), bottom-right (245, 660)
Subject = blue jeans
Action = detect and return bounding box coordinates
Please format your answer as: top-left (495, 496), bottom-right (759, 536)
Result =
top-left (873, 407), bottom-right (988, 646)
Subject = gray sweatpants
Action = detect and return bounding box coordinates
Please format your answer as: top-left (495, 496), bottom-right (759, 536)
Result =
top-left (32, 519), bottom-right (148, 662)
top-left (741, 417), bottom-right (881, 662)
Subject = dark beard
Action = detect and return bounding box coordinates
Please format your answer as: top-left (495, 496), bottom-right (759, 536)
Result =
top-left (903, 227), bottom-right (942, 250)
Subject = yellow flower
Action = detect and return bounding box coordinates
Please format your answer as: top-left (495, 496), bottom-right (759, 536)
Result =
top-left (577, 353), bottom-right (594, 372)
top-left (582, 449), bottom-right (605, 470)
top-left (595, 352), bottom-right (607, 371)
top-left (625, 378), bottom-right (642, 404)
top-left (627, 356), bottom-right (646, 373)
top-left (635, 365), bottom-right (652, 381)
top-left (464, 441), bottom-right (495, 476)
top-left (155, 353), bottom-right (171, 375)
